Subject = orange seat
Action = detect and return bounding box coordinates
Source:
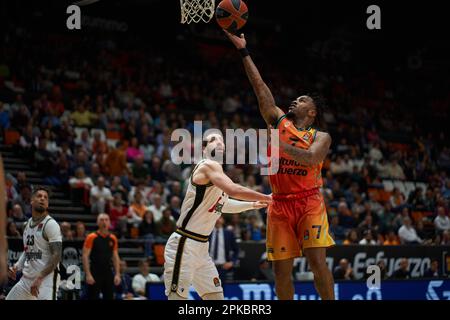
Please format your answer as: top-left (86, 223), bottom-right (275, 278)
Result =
top-left (5, 129), bottom-right (20, 145)
top-left (153, 244), bottom-right (166, 266)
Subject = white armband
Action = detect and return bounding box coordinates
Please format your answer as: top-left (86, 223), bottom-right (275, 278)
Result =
top-left (222, 199), bottom-right (255, 214)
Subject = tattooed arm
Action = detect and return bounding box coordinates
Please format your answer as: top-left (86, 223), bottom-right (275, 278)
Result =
top-left (281, 131), bottom-right (332, 166)
top-left (39, 242), bottom-right (62, 279)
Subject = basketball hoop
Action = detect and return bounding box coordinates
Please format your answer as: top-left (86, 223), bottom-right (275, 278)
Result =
top-left (180, 0), bottom-right (216, 24)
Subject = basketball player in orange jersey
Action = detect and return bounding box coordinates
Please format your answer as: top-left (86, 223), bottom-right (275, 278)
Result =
top-left (225, 31), bottom-right (335, 300)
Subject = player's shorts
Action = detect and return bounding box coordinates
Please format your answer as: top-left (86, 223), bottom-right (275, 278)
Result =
top-left (266, 188), bottom-right (335, 261)
top-left (6, 272), bottom-right (59, 300)
top-left (164, 230), bottom-right (223, 299)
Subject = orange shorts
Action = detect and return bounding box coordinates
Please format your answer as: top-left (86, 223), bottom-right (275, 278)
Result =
top-left (266, 189), bottom-right (335, 261)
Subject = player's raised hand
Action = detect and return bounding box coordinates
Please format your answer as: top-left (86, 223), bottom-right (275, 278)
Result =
top-left (223, 30), bottom-right (247, 49)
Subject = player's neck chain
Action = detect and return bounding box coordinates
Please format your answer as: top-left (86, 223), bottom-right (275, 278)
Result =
top-left (30, 215), bottom-right (47, 228)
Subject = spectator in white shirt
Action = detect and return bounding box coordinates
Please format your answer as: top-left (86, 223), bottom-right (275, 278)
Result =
top-left (369, 143), bottom-right (383, 163)
top-left (434, 206), bottom-right (450, 233)
top-left (387, 159), bottom-right (406, 180)
top-left (90, 176), bottom-right (113, 214)
top-left (132, 259), bottom-right (160, 298)
top-left (358, 229), bottom-right (377, 245)
top-left (398, 217), bottom-right (422, 244)
top-left (147, 194), bottom-right (166, 222)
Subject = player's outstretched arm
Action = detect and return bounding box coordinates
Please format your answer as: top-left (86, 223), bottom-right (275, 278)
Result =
top-left (281, 131), bottom-right (332, 166)
top-left (200, 161), bottom-right (271, 203)
top-left (224, 30), bottom-right (284, 126)
top-left (222, 199), bottom-right (268, 214)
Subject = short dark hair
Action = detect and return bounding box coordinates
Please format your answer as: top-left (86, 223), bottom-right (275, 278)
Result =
top-left (32, 185), bottom-right (51, 198)
top-left (138, 259), bottom-right (150, 267)
top-left (308, 93), bottom-right (326, 129)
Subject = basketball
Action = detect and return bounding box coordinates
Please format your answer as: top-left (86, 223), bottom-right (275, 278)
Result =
top-left (215, 0), bottom-right (249, 32)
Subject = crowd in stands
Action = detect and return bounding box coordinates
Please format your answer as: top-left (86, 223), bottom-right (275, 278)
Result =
top-left (1, 17), bottom-right (449, 273)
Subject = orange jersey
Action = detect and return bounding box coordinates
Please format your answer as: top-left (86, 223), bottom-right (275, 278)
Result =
top-left (269, 115), bottom-right (323, 194)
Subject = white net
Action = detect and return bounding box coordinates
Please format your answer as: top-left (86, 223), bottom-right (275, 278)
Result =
top-left (180, 0), bottom-right (216, 24)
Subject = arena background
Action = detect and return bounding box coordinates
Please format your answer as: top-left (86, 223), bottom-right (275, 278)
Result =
top-left (1, 0), bottom-right (449, 300)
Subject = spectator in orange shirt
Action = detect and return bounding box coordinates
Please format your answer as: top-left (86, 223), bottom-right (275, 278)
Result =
top-left (104, 141), bottom-right (131, 190)
top-left (92, 131), bottom-right (108, 162)
top-left (383, 230), bottom-right (400, 245)
top-left (127, 192), bottom-right (147, 226)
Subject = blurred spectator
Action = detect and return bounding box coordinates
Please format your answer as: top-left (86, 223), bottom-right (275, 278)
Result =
top-left (75, 221), bottom-right (87, 240)
top-left (13, 184), bottom-right (32, 218)
top-left (127, 137), bottom-right (144, 162)
top-left (7, 221), bottom-right (21, 237)
top-left (69, 167), bottom-right (94, 205)
top-left (359, 229), bottom-right (377, 245)
top-left (147, 194), bottom-right (166, 221)
top-left (243, 214), bottom-right (265, 241)
top-left (139, 211), bottom-right (156, 259)
top-left (333, 258), bottom-right (355, 280)
top-left (127, 192), bottom-right (147, 226)
top-left (92, 131), bottom-right (108, 155)
top-left (343, 229), bottom-right (359, 245)
top-left (441, 230), bottom-right (450, 245)
top-left (391, 258), bottom-right (410, 279)
top-left (104, 141), bottom-right (131, 189)
top-left (390, 188), bottom-right (406, 211)
top-left (131, 259), bottom-right (160, 298)
top-left (434, 206), bottom-right (450, 233)
top-left (109, 193), bottom-right (128, 234)
top-left (115, 260), bottom-right (134, 300)
top-left (71, 103), bottom-right (96, 127)
top-left (329, 215), bottom-right (346, 243)
top-left (386, 159), bottom-right (406, 180)
top-left (131, 155), bottom-right (150, 185)
top-left (149, 156), bottom-right (166, 183)
top-left (398, 217), bottom-right (422, 244)
top-left (408, 188), bottom-right (426, 211)
top-left (5, 173), bottom-right (19, 201)
top-left (383, 230), bottom-right (400, 245)
top-left (61, 221), bottom-right (74, 241)
top-left (376, 260), bottom-right (388, 280)
top-left (209, 216), bottom-right (239, 282)
top-left (10, 204), bottom-right (26, 224)
top-left (75, 129), bottom-right (91, 152)
top-left (167, 196), bottom-right (181, 220)
top-left (110, 176), bottom-right (128, 203)
top-left (423, 259), bottom-right (440, 278)
top-left (89, 176), bottom-right (113, 215)
top-left (155, 208), bottom-right (176, 241)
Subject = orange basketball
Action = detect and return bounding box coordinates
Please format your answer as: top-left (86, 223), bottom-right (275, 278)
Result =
top-left (215, 0), bottom-right (249, 32)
